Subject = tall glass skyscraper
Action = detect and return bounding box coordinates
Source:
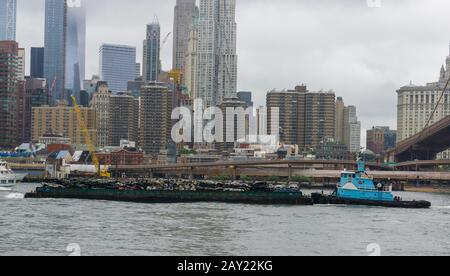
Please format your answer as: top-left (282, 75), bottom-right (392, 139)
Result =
top-left (173, 0), bottom-right (198, 71)
top-left (143, 20), bottom-right (160, 82)
top-left (65, 0), bottom-right (86, 102)
top-left (99, 44), bottom-right (137, 93)
top-left (0, 0), bottom-right (16, 41)
top-left (44, 0), bottom-right (67, 103)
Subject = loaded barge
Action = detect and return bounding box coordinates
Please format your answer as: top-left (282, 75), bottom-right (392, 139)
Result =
top-left (25, 180), bottom-right (313, 206)
top-left (312, 162), bottom-right (431, 209)
top-left (25, 162), bottom-right (431, 208)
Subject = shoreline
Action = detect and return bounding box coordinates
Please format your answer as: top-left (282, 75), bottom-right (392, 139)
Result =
top-left (403, 185), bottom-right (450, 194)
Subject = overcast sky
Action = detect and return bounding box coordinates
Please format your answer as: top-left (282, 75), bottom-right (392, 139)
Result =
top-left (16, 0), bottom-right (450, 140)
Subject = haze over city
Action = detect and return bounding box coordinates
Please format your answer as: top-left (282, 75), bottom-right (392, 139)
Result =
top-left (16, 0), bottom-right (450, 134)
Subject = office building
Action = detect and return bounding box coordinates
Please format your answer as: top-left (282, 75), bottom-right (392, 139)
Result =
top-left (127, 79), bottom-right (145, 98)
top-left (184, 21), bottom-right (198, 97)
top-left (109, 92), bottom-right (139, 147)
top-left (219, 97), bottom-right (248, 151)
top-left (195, 0), bottom-right (237, 106)
top-left (17, 48), bottom-right (24, 80)
top-left (173, 0), bottom-right (198, 72)
top-left (31, 47), bottom-right (45, 78)
top-left (99, 44), bottom-right (136, 93)
top-left (140, 82), bottom-right (172, 155)
top-left (0, 41), bottom-right (19, 148)
top-left (17, 78), bottom-right (49, 143)
top-left (65, 0), bottom-right (86, 101)
top-left (135, 63), bottom-right (141, 78)
top-left (343, 106), bottom-right (361, 153)
top-left (0, 0), bottom-right (16, 41)
top-left (31, 104), bottom-right (97, 146)
top-left (89, 82), bottom-right (111, 147)
top-left (44, 0), bottom-right (67, 103)
top-left (237, 91), bottom-right (253, 107)
top-left (335, 97), bottom-right (345, 143)
top-left (367, 126), bottom-right (397, 156)
top-left (267, 85), bottom-right (335, 150)
top-left (143, 21), bottom-right (161, 82)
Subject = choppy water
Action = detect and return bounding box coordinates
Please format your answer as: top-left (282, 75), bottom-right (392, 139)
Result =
top-left (0, 183), bottom-right (449, 256)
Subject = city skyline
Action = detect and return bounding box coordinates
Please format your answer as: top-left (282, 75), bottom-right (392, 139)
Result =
top-left (13, 0), bottom-right (450, 133)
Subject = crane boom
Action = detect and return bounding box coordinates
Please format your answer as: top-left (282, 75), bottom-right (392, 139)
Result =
top-left (71, 95), bottom-right (110, 178)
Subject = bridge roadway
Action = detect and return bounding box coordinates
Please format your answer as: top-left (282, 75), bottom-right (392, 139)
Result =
top-left (110, 159), bottom-right (388, 172)
top-left (392, 114), bottom-right (450, 162)
top-left (109, 159), bottom-right (450, 182)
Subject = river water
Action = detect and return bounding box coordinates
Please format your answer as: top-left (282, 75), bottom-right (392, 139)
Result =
top-left (0, 184), bottom-right (449, 256)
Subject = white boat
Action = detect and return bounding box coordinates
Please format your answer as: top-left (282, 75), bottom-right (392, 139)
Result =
top-left (0, 160), bottom-right (27, 188)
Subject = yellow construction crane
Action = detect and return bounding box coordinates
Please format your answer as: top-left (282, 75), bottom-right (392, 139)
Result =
top-left (71, 95), bottom-right (111, 178)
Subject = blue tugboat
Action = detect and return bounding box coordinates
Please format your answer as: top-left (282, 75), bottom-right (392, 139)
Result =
top-left (312, 161), bottom-right (431, 209)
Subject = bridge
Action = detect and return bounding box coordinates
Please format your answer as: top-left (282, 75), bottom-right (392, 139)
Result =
top-left (107, 159), bottom-right (450, 184)
top-left (391, 115), bottom-right (450, 162)
top-left (110, 159), bottom-right (389, 179)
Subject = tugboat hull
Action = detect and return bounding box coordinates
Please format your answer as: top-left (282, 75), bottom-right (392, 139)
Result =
top-left (311, 193), bottom-right (431, 209)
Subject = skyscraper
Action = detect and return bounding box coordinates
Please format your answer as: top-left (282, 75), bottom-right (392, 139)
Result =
top-left (184, 21), bottom-right (198, 97)
top-left (173, 0), bottom-right (198, 71)
top-left (44, 0), bottom-right (67, 103)
top-left (335, 97), bottom-right (345, 143)
top-left (31, 47), bottom-right (45, 78)
top-left (367, 126), bottom-right (397, 156)
top-left (90, 82), bottom-right (111, 147)
top-left (17, 48), bottom-right (25, 80)
top-left (21, 78), bottom-right (49, 143)
top-left (0, 0), bottom-right (16, 41)
top-left (135, 63), bottom-right (141, 78)
top-left (237, 91), bottom-right (253, 107)
top-left (99, 44), bottom-right (136, 93)
top-left (109, 92), bottom-right (139, 147)
top-left (196, 0), bottom-right (237, 106)
top-left (65, 0), bottom-right (86, 102)
top-left (140, 82), bottom-right (172, 155)
top-left (0, 41), bottom-right (19, 148)
top-left (343, 106), bottom-right (361, 153)
top-left (267, 85), bottom-right (336, 150)
top-left (143, 20), bottom-right (161, 82)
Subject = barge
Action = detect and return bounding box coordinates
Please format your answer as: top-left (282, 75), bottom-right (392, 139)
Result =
top-left (312, 161), bottom-right (431, 209)
top-left (25, 186), bottom-right (314, 205)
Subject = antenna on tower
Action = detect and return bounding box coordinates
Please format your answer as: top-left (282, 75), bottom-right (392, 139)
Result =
top-left (153, 14), bottom-right (159, 24)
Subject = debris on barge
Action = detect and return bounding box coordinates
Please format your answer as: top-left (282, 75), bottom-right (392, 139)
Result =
top-left (25, 178), bottom-right (314, 206)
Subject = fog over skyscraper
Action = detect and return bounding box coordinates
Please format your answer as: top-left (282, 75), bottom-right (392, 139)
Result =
top-left (65, 0), bottom-right (86, 102)
top-left (0, 0), bottom-right (16, 41)
top-left (196, 0), bottom-right (237, 106)
top-left (173, 0), bottom-right (198, 72)
top-left (44, 0), bottom-right (67, 103)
